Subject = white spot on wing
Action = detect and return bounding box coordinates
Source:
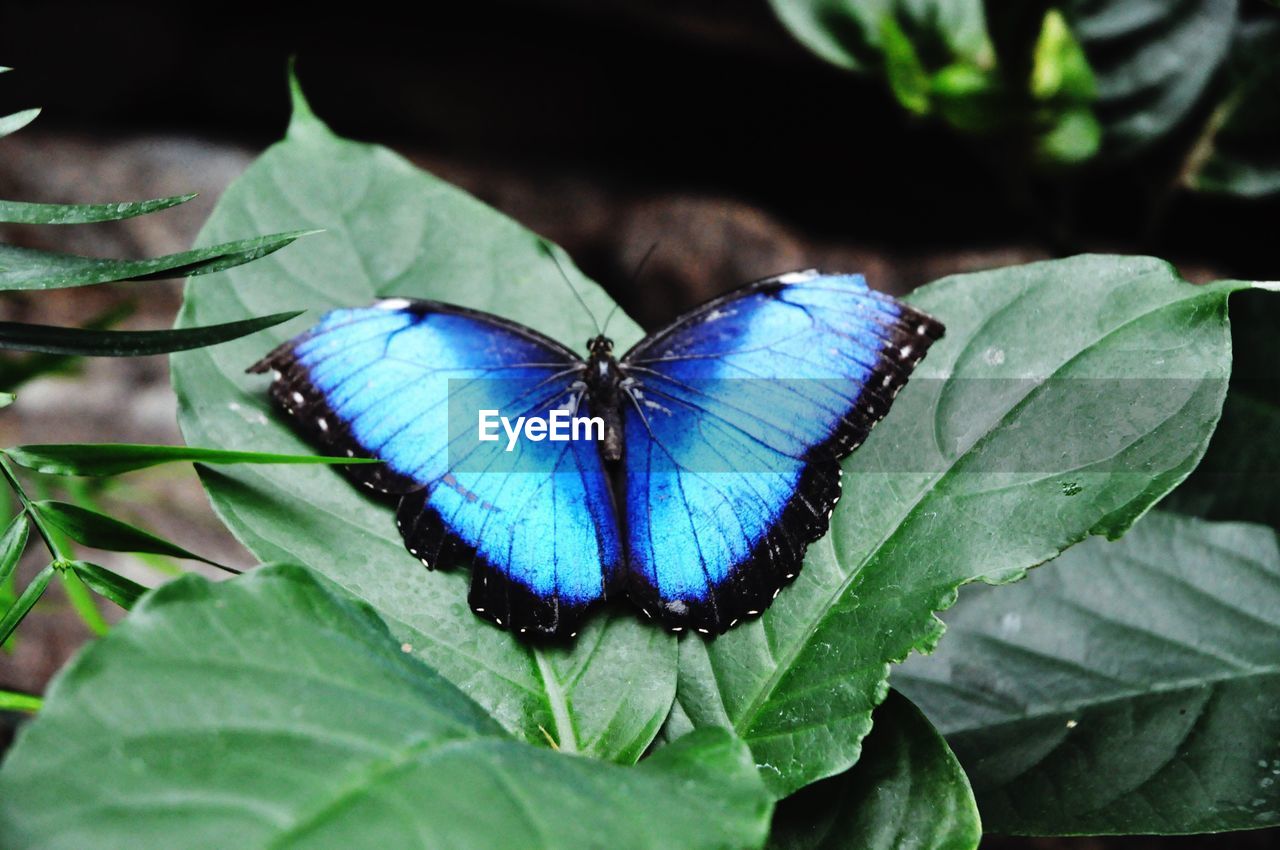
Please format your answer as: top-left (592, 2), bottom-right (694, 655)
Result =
top-left (377, 298), bottom-right (413, 310)
top-left (776, 270), bottom-right (820, 284)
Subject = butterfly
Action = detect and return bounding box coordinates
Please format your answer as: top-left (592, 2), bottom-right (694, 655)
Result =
top-left (249, 268), bottom-right (943, 639)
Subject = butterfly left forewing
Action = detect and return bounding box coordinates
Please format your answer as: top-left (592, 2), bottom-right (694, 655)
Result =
top-left (250, 298), bottom-right (620, 638)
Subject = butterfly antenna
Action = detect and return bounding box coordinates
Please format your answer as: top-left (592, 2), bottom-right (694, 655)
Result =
top-left (539, 241), bottom-right (602, 336)
top-left (601, 241), bottom-right (658, 337)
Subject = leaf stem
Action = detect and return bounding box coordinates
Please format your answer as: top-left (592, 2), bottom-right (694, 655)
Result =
top-left (0, 454), bottom-right (68, 564)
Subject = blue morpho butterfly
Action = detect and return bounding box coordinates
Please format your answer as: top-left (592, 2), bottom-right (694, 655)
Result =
top-left (249, 265), bottom-right (943, 639)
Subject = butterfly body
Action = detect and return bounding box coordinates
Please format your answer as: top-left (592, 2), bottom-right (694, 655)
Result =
top-left (581, 336), bottom-right (627, 462)
top-left (250, 270), bottom-right (943, 639)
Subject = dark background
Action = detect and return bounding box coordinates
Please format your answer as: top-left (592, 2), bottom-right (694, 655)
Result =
top-left (1, 3), bottom-right (1275, 847)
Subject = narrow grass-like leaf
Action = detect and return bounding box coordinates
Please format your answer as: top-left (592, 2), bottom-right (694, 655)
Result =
top-left (57, 569), bottom-right (109, 635)
top-left (0, 193), bottom-right (196, 225)
top-left (0, 563), bottom-right (53, 645)
top-left (768, 691), bottom-right (980, 850)
top-left (0, 689), bottom-right (41, 713)
top-left (0, 514), bottom-right (30, 586)
top-left (67, 561), bottom-right (145, 611)
top-left (172, 75), bottom-right (675, 762)
top-left (896, 511), bottom-right (1280, 834)
top-left (0, 565), bottom-right (772, 849)
top-left (0, 108), bottom-right (39, 139)
top-left (5, 443), bottom-right (379, 477)
top-left (0, 311), bottom-right (301, 356)
top-left (0, 302), bottom-right (135, 391)
top-left (33, 500), bottom-right (224, 568)
top-left (0, 230), bottom-right (314, 292)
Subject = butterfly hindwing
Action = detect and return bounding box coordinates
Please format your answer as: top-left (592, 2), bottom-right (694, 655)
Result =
top-left (618, 271), bottom-right (943, 633)
top-left (250, 299), bottom-right (621, 637)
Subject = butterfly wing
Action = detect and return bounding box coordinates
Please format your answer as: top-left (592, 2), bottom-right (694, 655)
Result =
top-left (619, 270), bottom-right (943, 633)
top-left (250, 299), bottom-right (620, 637)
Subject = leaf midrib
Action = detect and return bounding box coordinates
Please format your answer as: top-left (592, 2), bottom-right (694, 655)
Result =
top-left (263, 736), bottom-right (483, 848)
top-left (902, 663), bottom-right (1280, 738)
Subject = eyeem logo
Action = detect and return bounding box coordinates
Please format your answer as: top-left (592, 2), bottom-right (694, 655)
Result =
top-left (478, 409), bottom-right (605, 452)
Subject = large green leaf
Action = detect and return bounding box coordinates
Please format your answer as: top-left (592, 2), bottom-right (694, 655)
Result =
top-left (171, 77), bottom-right (675, 762)
top-left (0, 565), bottom-right (771, 850)
top-left (665, 256), bottom-right (1255, 797)
top-left (768, 690), bottom-right (980, 850)
top-left (1063, 0), bottom-right (1238, 157)
top-left (895, 511), bottom-right (1280, 834)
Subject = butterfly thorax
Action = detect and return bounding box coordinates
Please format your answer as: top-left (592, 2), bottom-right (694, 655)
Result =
top-left (584, 335), bottom-right (626, 462)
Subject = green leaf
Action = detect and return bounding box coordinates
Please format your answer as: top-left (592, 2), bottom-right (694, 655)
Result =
top-left (768, 690), bottom-right (980, 850)
top-left (66, 560), bottom-right (145, 610)
top-left (1029, 8), bottom-right (1095, 102)
top-left (59, 569), bottom-right (110, 635)
top-left (0, 562), bottom-right (54, 645)
top-left (0, 193), bottom-right (195, 225)
top-left (0, 513), bottom-right (29, 586)
top-left (895, 511), bottom-right (1280, 834)
top-left (0, 392), bottom-right (13, 408)
top-left (767, 0), bottom-right (990, 75)
top-left (1187, 20), bottom-right (1280, 198)
top-left (665, 256), bottom-right (1255, 798)
top-left (171, 75), bottom-right (675, 762)
top-left (4, 443), bottom-right (378, 477)
top-left (0, 230), bottom-right (313, 292)
top-left (0, 301), bottom-right (135, 390)
top-left (881, 14), bottom-right (932, 115)
top-left (0, 108), bottom-right (39, 139)
top-left (0, 689), bottom-right (40, 713)
top-left (1165, 287), bottom-right (1280, 528)
top-left (32, 500), bottom-right (223, 568)
top-left (1063, 0), bottom-right (1238, 157)
top-left (1034, 105), bottom-right (1102, 166)
top-left (0, 565), bottom-right (771, 849)
top-left (0, 311), bottom-right (301, 356)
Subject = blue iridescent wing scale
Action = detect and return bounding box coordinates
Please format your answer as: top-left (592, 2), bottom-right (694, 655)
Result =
top-left (249, 299), bottom-right (621, 637)
top-left (618, 270), bottom-right (943, 634)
